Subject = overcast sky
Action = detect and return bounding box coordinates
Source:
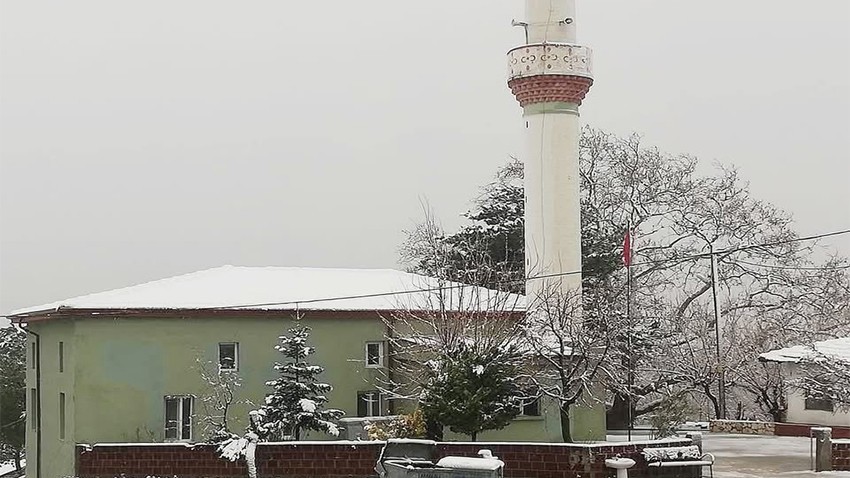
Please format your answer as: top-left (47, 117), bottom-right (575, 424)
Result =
top-left (1, 0), bottom-right (848, 318)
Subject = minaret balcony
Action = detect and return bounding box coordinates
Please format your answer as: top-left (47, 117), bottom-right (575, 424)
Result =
top-left (507, 43), bottom-right (593, 81)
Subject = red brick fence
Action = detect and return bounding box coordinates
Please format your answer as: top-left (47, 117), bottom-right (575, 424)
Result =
top-left (76, 438), bottom-right (700, 478)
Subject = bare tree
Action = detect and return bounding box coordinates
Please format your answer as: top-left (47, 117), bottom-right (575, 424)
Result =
top-left (389, 210), bottom-right (528, 440)
top-left (579, 128), bottom-right (850, 422)
top-left (400, 127), bottom-right (850, 425)
top-left (195, 357), bottom-right (245, 442)
top-left (520, 282), bottom-right (620, 442)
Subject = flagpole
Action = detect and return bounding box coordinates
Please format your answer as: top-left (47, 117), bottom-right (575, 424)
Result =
top-left (625, 223), bottom-right (634, 441)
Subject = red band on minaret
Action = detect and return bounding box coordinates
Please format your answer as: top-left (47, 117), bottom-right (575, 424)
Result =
top-left (508, 75), bottom-right (593, 107)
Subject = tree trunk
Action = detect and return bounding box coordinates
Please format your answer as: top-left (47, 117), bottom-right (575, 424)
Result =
top-left (769, 406), bottom-right (786, 423)
top-left (470, 431), bottom-right (477, 442)
top-left (246, 440), bottom-right (258, 478)
top-left (426, 418), bottom-right (444, 441)
top-left (703, 386), bottom-right (721, 419)
top-left (607, 393), bottom-right (631, 430)
top-left (14, 450), bottom-right (22, 471)
top-left (560, 405), bottom-right (573, 443)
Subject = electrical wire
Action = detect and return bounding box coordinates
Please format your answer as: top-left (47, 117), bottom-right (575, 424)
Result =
top-left (3, 229), bottom-right (846, 317)
top-left (203, 228), bottom-right (850, 311)
top-left (731, 260), bottom-right (850, 271)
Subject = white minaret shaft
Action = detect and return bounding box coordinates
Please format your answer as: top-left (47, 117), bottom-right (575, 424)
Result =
top-left (508, 0), bottom-right (592, 299)
top-left (525, 0), bottom-right (576, 43)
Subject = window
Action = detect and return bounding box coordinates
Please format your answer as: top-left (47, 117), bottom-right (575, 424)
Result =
top-left (59, 341), bottom-right (64, 373)
top-left (30, 388), bottom-right (37, 431)
top-left (218, 343), bottom-right (238, 371)
top-left (519, 398), bottom-right (541, 417)
top-left (805, 395), bottom-right (834, 412)
top-left (357, 391), bottom-right (384, 417)
top-left (59, 392), bottom-right (66, 439)
top-left (164, 396), bottom-right (193, 441)
top-left (365, 342), bottom-right (384, 368)
top-left (31, 342), bottom-right (36, 369)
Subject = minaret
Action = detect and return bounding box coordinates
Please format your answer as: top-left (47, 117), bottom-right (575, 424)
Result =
top-left (508, 0), bottom-right (592, 298)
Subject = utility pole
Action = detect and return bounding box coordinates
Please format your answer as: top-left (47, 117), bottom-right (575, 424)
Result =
top-left (709, 246), bottom-right (727, 419)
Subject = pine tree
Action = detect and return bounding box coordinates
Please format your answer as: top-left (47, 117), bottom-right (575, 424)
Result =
top-left (259, 325), bottom-right (343, 440)
top-left (420, 343), bottom-right (523, 441)
top-left (0, 327), bottom-right (25, 471)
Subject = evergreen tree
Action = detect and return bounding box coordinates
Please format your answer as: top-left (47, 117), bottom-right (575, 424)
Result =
top-left (420, 343), bottom-right (524, 441)
top-left (400, 156), bottom-right (622, 295)
top-left (259, 325), bottom-right (343, 440)
top-left (0, 327), bottom-right (25, 471)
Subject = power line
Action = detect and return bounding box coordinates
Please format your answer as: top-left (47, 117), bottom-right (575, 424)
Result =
top-left (5, 228), bottom-right (844, 317)
top-left (714, 229), bottom-right (850, 256)
top-left (208, 228), bottom-right (850, 311)
top-left (628, 229), bottom-right (850, 268)
top-left (732, 260), bottom-right (850, 271)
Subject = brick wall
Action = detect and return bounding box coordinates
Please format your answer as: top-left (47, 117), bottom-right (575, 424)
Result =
top-left (76, 439), bottom-right (700, 478)
top-left (76, 442), bottom-right (384, 478)
top-left (834, 440), bottom-right (850, 471)
top-left (775, 423), bottom-right (850, 439)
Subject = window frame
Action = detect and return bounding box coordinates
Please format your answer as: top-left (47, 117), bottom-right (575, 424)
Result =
top-left (59, 392), bottom-right (66, 440)
top-left (804, 395), bottom-right (834, 412)
top-left (365, 342), bottom-right (384, 369)
top-left (518, 397), bottom-right (541, 417)
top-left (164, 395), bottom-right (194, 442)
top-left (357, 390), bottom-right (384, 417)
top-left (59, 341), bottom-right (64, 373)
top-left (218, 342), bottom-right (239, 372)
top-left (30, 388), bottom-right (37, 431)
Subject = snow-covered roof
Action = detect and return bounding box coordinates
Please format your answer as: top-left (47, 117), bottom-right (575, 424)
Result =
top-left (759, 337), bottom-right (850, 364)
top-left (10, 265), bottom-right (525, 317)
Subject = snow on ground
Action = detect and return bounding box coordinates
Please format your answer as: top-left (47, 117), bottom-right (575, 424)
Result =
top-left (705, 434), bottom-right (850, 478)
top-left (0, 461), bottom-right (22, 477)
top-left (608, 432), bottom-right (850, 478)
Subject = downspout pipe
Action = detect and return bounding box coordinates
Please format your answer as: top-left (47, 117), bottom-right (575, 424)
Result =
top-left (15, 321), bottom-right (41, 478)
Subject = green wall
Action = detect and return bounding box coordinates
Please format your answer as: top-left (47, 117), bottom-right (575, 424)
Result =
top-left (69, 314), bottom-right (389, 443)
top-left (26, 319), bottom-right (77, 478)
top-left (26, 312), bottom-right (606, 477)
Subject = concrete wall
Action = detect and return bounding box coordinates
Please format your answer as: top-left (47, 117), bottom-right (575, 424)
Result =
top-left (26, 318), bottom-right (77, 478)
top-left (786, 389), bottom-right (850, 427)
top-left (785, 363), bottom-right (850, 427)
top-left (28, 312), bottom-right (605, 476)
top-left (68, 314), bottom-right (388, 443)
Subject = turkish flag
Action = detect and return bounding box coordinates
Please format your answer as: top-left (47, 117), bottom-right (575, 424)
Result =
top-left (623, 229), bottom-right (633, 267)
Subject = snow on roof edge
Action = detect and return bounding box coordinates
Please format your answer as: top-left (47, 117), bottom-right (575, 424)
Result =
top-left (759, 337), bottom-right (850, 364)
top-left (10, 265), bottom-right (525, 317)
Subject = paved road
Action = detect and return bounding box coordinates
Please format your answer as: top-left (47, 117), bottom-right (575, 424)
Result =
top-left (609, 431), bottom-right (849, 477)
top-left (702, 433), bottom-right (850, 478)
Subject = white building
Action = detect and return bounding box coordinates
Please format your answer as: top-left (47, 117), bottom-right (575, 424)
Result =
top-left (759, 337), bottom-right (850, 427)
